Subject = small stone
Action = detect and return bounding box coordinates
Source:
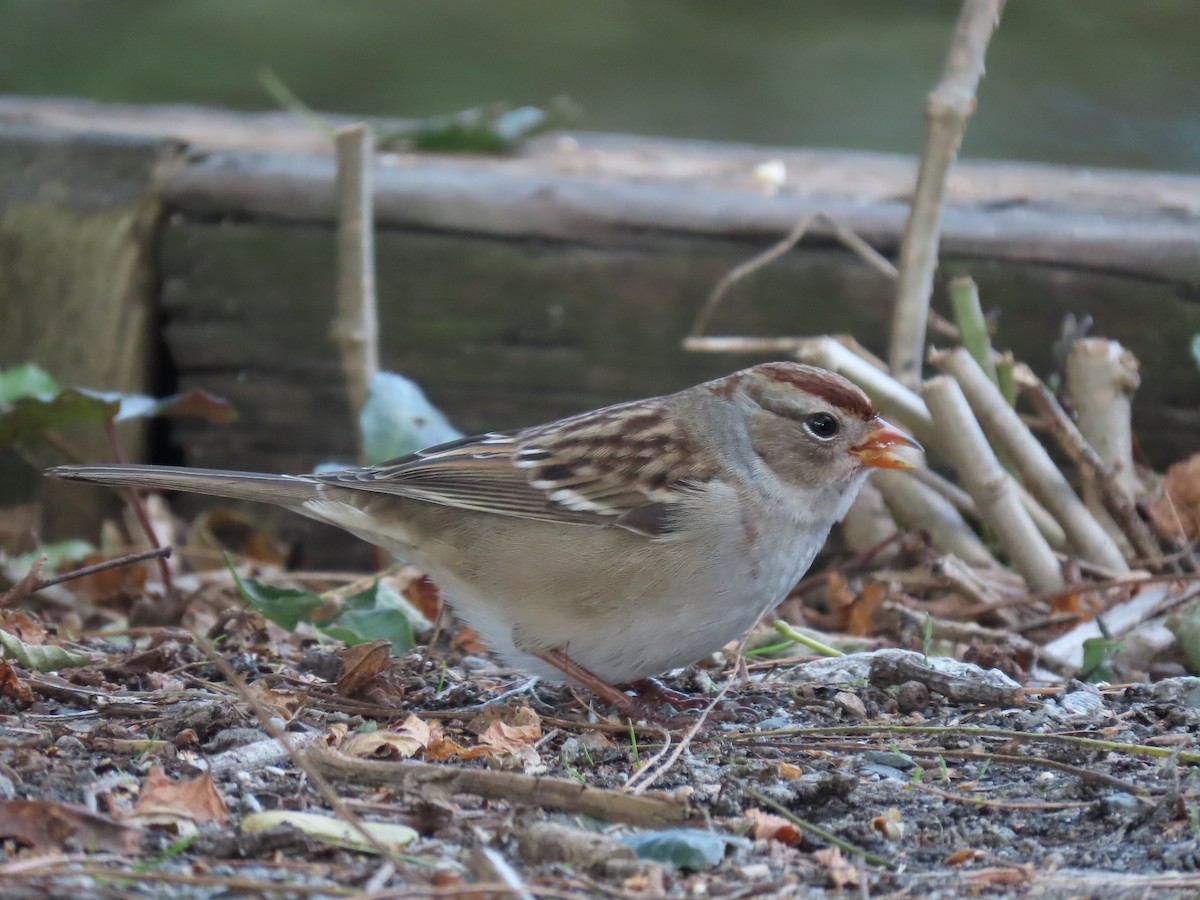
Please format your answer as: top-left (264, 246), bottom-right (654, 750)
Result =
top-left (833, 691), bottom-right (867, 719)
top-left (895, 680), bottom-right (930, 713)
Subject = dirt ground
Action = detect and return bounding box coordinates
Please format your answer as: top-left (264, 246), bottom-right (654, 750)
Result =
top-left (2, 602), bottom-right (1199, 899)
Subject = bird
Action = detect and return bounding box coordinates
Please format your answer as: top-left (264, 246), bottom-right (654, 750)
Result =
top-left (49, 362), bottom-right (920, 713)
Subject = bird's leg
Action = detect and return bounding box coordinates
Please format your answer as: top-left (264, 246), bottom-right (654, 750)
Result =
top-left (628, 677), bottom-right (711, 711)
top-left (538, 648), bottom-right (647, 721)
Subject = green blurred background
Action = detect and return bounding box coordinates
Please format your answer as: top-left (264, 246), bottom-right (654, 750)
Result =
top-left (2, 0), bottom-right (1197, 172)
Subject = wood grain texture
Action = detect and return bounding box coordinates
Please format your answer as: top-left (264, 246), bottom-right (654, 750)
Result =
top-left (4, 98), bottom-right (1199, 553)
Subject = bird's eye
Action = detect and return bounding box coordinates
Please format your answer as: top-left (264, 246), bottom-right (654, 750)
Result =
top-left (804, 412), bottom-right (840, 440)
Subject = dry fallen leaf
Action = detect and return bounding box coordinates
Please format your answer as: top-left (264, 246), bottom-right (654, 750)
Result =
top-left (0, 799), bottom-right (142, 854)
top-left (336, 639), bottom-right (405, 705)
top-left (0, 608), bottom-right (47, 644)
top-left (813, 846), bottom-right (860, 890)
top-left (963, 865), bottom-right (1034, 887)
top-left (0, 660), bottom-right (32, 703)
top-left (870, 807), bottom-right (905, 841)
top-left (398, 567), bottom-right (443, 620)
top-left (128, 766), bottom-right (230, 830)
top-left (945, 847), bottom-right (987, 866)
top-left (847, 579), bottom-right (887, 637)
top-left (745, 808), bottom-right (802, 846)
top-left (478, 717), bottom-right (542, 753)
top-left (343, 714), bottom-right (432, 760)
top-left (1148, 453), bottom-right (1200, 541)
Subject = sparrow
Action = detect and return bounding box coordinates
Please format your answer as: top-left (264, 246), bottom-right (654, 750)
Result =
top-left (49, 362), bottom-right (920, 712)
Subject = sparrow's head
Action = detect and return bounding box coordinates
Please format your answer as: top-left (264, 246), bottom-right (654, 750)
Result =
top-left (724, 361), bottom-right (922, 493)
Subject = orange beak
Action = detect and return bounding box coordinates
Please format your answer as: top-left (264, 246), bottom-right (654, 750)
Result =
top-left (850, 418), bottom-right (923, 470)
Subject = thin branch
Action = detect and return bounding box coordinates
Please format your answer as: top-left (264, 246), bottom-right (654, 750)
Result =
top-left (872, 468), bottom-right (1000, 568)
top-left (190, 629), bottom-right (411, 869)
top-left (933, 347), bottom-right (1128, 572)
top-left (922, 375), bottom-right (1064, 590)
top-left (1066, 338), bottom-right (1143, 500)
top-left (104, 419), bottom-right (174, 597)
top-left (333, 123), bottom-right (380, 462)
top-left (889, 0), bottom-right (1006, 387)
top-left (1016, 364), bottom-right (1167, 569)
top-left (2, 546), bottom-right (171, 604)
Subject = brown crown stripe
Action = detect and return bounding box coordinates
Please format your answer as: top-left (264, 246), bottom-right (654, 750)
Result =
top-left (753, 363), bottom-right (877, 420)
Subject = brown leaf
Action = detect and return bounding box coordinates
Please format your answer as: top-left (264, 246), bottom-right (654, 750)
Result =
top-left (337, 639), bottom-right (393, 697)
top-left (0, 799), bottom-right (142, 853)
top-left (0, 660), bottom-right (32, 703)
top-left (343, 714), bottom-right (432, 760)
top-left (398, 568), bottom-right (443, 620)
top-left (814, 846), bottom-right (860, 889)
top-left (945, 847), bottom-right (987, 866)
top-left (0, 608), bottom-right (47, 644)
top-left (478, 718), bottom-right (542, 753)
top-left (963, 865), bottom-right (1034, 887)
top-left (129, 765), bottom-right (229, 827)
top-left (450, 625), bottom-right (487, 655)
top-left (745, 808), bottom-right (802, 846)
top-left (62, 550), bottom-right (149, 603)
top-left (846, 580), bottom-right (886, 637)
top-left (0, 554), bottom-right (47, 607)
top-left (1148, 453), bottom-right (1200, 541)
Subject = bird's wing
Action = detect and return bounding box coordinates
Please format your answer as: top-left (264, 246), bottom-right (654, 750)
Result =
top-left (313, 399), bottom-right (718, 537)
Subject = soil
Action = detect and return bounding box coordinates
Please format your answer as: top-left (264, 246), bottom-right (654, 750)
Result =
top-left (2, 615), bottom-right (1199, 899)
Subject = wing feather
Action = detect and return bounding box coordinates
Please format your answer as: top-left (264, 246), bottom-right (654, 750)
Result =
top-left (312, 399), bottom-right (717, 536)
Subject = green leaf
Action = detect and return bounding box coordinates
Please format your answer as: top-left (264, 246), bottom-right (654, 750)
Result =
top-left (323, 579), bottom-right (415, 653)
top-left (0, 388), bottom-right (120, 447)
top-left (0, 363), bottom-right (59, 403)
top-left (624, 829), bottom-right (742, 872)
top-left (0, 380), bottom-right (234, 449)
top-left (1079, 637), bottom-right (1122, 682)
top-left (226, 557), bottom-right (324, 631)
top-left (360, 371), bottom-right (461, 464)
top-left (392, 99), bottom-right (577, 154)
top-left (0, 628), bottom-right (97, 670)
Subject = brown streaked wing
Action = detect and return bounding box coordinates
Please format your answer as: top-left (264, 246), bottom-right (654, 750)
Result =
top-left (310, 399), bottom-right (717, 535)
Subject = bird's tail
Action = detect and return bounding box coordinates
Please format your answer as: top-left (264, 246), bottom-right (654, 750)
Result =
top-left (47, 464), bottom-right (324, 507)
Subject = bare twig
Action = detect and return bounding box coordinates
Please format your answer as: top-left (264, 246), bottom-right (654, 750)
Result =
top-left (745, 788), bottom-right (897, 870)
top-left (333, 123), bottom-right (380, 461)
top-left (1066, 338), bottom-right (1143, 501)
top-left (305, 742), bottom-right (702, 828)
top-left (946, 276), bottom-right (998, 384)
top-left (933, 347), bottom-right (1128, 572)
top-left (1, 546), bottom-right (171, 605)
top-left (1017, 365), bottom-right (1166, 569)
top-left (623, 679), bottom-right (730, 796)
top-left (689, 212), bottom-right (897, 338)
top-left (104, 419), bottom-right (175, 596)
top-left (889, 0), bottom-right (1006, 387)
top-left (872, 468), bottom-right (999, 568)
top-left (189, 630), bottom-right (409, 868)
top-left (922, 375), bottom-right (1064, 590)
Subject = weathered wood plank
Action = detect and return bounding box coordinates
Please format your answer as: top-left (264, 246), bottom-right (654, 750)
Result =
top-left (4, 98), bottom-right (1199, 555)
top-left (160, 221), bottom-right (1200, 475)
top-left (0, 123), bottom-right (179, 534)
